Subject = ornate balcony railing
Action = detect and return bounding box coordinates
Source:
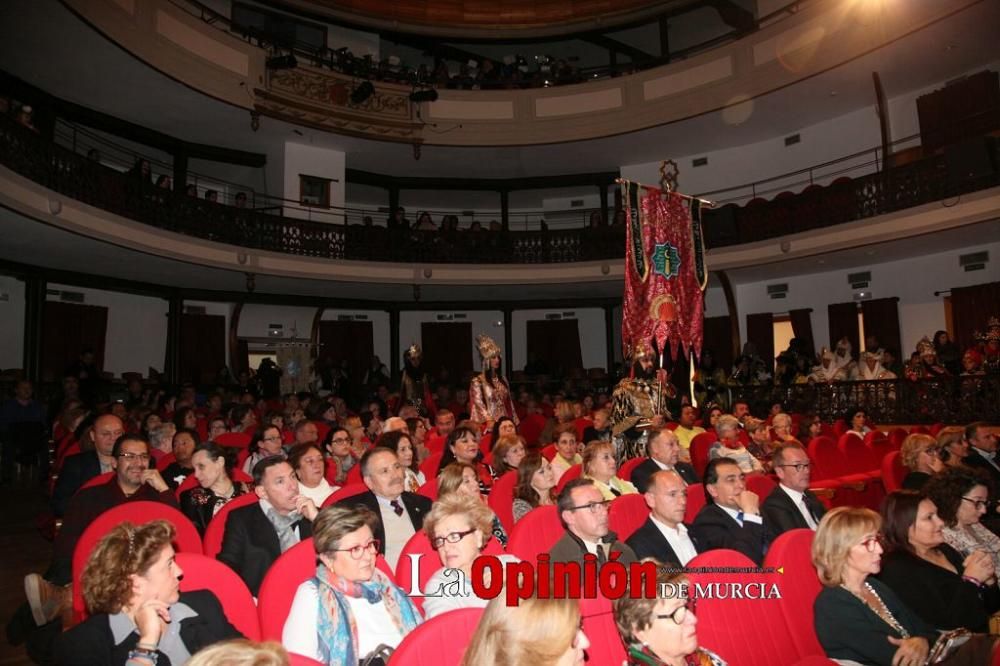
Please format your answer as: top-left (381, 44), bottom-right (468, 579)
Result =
top-left (1, 113), bottom-right (998, 264)
top-left (731, 375), bottom-right (1000, 425)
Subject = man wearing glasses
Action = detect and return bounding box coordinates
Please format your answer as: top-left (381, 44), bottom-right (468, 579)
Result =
top-left (24, 434), bottom-right (175, 627)
top-left (761, 442), bottom-right (827, 537)
top-left (691, 458), bottom-right (768, 565)
top-left (549, 478), bottom-right (637, 567)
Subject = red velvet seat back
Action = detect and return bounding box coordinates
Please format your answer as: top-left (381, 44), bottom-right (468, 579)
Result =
top-left (764, 529), bottom-right (825, 659)
top-left (608, 492), bottom-right (650, 542)
top-left (389, 607), bottom-right (484, 666)
top-left (506, 505), bottom-right (561, 563)
top-left (487, 470), bottom-right (518, 533)
top-left (176, 552), bottom-right (261, 640)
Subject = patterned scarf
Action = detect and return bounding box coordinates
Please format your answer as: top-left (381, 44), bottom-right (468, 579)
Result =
top-left (314, 564), bottom-right (421, 665)
top-left (264, 507), bottom-right (302, 553)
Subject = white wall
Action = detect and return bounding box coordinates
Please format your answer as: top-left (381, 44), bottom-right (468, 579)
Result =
top-left (282, 142), bottom-right (346, 222)
top-left (320, 309), bottom-right (391, 366)
top-left (46, 285), bottom-right (168, 377)
top-left (399, 311), bottom-right (505, 374)
top-left (732, 240), bottom-right (1000, 355)
top-left (237, 304), bottom-right (317, 340)
top-left (0, 275), bottom-right (25, 370)
top-left (511, 308), bottom-right (608, 370)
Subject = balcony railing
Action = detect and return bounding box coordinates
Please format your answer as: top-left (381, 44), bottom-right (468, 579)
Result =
top-left (1, 113), bottom-right (998, 264)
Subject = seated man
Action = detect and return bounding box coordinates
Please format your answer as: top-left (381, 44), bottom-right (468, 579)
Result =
top-left (627, 470), bottom-right (701, 566)
top-left (630, 428), bottom-right (699, 493)
top-left (690, 458), bottom-right (768, 565)
top-left (762, 442), bottom-right (826, 536)
top-left (293, 419), bottom-right (319, 447)
top-left (337, 447), bottom-right (432, 569)
top-left (160, 427), bottom-right (197, 488)
top-left (672, 405), bottom-right (705, 461)
top-left (24, 434), bottom-right (175, 626)
top-left (708, 415), bottom-right (763, 475)
top-left (50, 413), bottom-right (125, 517)
top-left (549, 478), bottom-right (637, 567)
top-left (217, 455), bottom-right (318, 596)
top-left (147, 422), bottom-right (177, 462)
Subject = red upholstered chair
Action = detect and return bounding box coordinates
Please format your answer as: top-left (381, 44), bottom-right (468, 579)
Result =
top-left (72, 502), bottom-right (202, 622)
top-left (344, 463), bottom-right (363, 486)
top-left (389, 607), bottom-right (484, 666)
top-left (425, 433), bottom-right (446, 454)
top-left (156, 453), bottom-right (176, 472)
top-left (202, 493), bottom-right (259, 558)
top-left (608, 493), bottom-right (649, 541)
top-left (888, 428), bottom-right (908, 451)
top-left (764, 529), bottom-right (826, 659)
top-left (554, 464), bottom-right (582, 494)
top-left (790, 657), bottom-right (839, 665)
top-left (574, 418), bottom-right (591, 442)
top-left (175, 552), bottom-right (260, 640)
top-left (745, 474), bottom-right (777, 499)
top-left (690, 432), bottom-right (717, 479)
top-left (215, 432), bottom-right (252, 448)
top-left (174, 468), bottom-right (252, 501)
top-left (541, 444), bottom-right (557, 461)
top-left (77, 471), bottom-right (114, 493)
top-left (579, 594), bottom-right (627, 666)
top-left (321, 482), bottom-right (369, 508)
top-left (685, 549), bottom-right (791, 666)
top-left (420, 452), bottom-right (443, 480)
top-left (881, 450), bottom-right (907, 493)
top-left (417, 478), bottom-right (438, 501)
top-left (836, 434), bottom-right (881, 479)
top-left (394, 530), bottom-right (504, 611)
top-left (487, 470), bottom-right (518, 533)
top-left (832, 420), bottom-right (847, 438)
top-left (518, 414), bottom-right (546, 447)
top-left (478, 433), bottom-right (493, 458)
top-left (910, 425), bottom-right (931, 435)
top-left (617, 456), bottom-right (646, 484)
top-left (863, 430), bottom-right (888, 448)
top-left (665, 422), bottom-right (679, 431)
top-left (684, 483), bottom-right (707, 523)
top-left (806, 437), bottom-right (844, 482)
top-left (506, 505), bottom-right (562, 563)
top-left (258, 537), bottom-right (394, 640)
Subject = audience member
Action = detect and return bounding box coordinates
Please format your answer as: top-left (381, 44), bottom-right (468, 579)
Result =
top-left (707, 415), bottom-right (763, 475)
top-left (581, 408), bottom-right (611, 444)
top-left (582, 440), bottom-right (638, 499)
top-left (51, 413), bottom-right (125, 516)
top-left (512, 453), bottom-right (557, 523)
top-left (161, 427), bottom-right (198, 488)
top-left (322, 426), bottom-right (357, 485)
top-left (0, 379), bottom-right (48, 482)
top-left (761, 442), bottom-right (826, 536)
top-left (672, 405), bottom-right (706, 459)
top-left (461, 596), bottom-right (589, 666)
top-left (180, 442), bottom-right (251, 535)
top-left (376, 429), bottom-right (424, 493)
top-left (936, 426), bottom-right (969, 468)
top-left (925, 466), bottom-right (1000, 577)
top-left (899, 433), bottom-right (944, 491)
top-left (844, 407), bottom-right (871, 439)
top-left (627, 470), bottom-right (701, 566)
top-left (962, 422), bottom-right (1000, 488)
top-left (550, 422), bottom-right (582, 481)
top-left (288, 443), bottom-right (336, 506)
top-left (187, 639), bottom-right (288, 666)
top-left (242, 426), bottom-right (285, 475)
top-left (549, 478), bottom-right (637, 566)
top-left (769, 412), bottom-right (795, 442)
top-left (691, 458), bottom-right (768, 565)
top-left (631, 428), bottom-right (699, 494)
top-left (437, 462), bottom-right (508, 546)
top-left (437, 425), bottom-right (495, 495)
top-left (490, 434), bottom-right (526, 475)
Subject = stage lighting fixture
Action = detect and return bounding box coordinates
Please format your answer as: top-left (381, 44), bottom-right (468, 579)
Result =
top-left (350, 81), bottom-right (375, 105)
top-left (266, 54), bottom-right (298, 70)
top-left (409, 89), bottom-right (439, 103)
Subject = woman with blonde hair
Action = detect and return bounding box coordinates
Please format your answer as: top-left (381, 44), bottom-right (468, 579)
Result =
top-left (582, 440), bottom-right (637, 500)
top-left (188, 639), bottom-right (289, 666)
top-left (936, 426), bottom-right (969, 468)
top-left (899, 433), bottom-right (944, 490)
top-left (438, 462), bottom-right (508, 546)
top-left (461, 595), bottom-right (589, 666)
top-left (491, 435), bottom-right (526, 475)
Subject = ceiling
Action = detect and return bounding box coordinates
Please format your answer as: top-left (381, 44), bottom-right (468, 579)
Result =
top-left (0, 0), bottom-right (997, 181)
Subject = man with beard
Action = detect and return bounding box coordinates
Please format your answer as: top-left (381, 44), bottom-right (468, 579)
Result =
top-left (610, 341), bottom-right (674, 463)
top-left (397, 344), bottom-right (436, 418)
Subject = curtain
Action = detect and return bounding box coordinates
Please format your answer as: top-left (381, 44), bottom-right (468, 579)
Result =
top-left (41, 301), bottom-right (108, 382)
top-left (421, 322), bottom-right (473, 385)
top-left (860, 298), bottom-right (902, 355)
top-left (318, 321), bottom-right (375, 398)
top-left (827, 302), bottom-right (860, 355)
top-left (951, 281), bottom-right (1000, 351)
top-left (703, 315), bottom-right (734, 373)
top-left (526, 319), bottom-right (583, 377)
top-left (788, 308), bottom-right (815, 359)
top-left (179, 314), bottom-right (225, 385)
top-left (277, 345), bottom-right (313, 395)
top-left (745, 312), bottom-right (775, 373)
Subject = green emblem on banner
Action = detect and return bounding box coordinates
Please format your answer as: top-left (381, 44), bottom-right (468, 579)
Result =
top-left (651, 243), bottom-right (680, 280)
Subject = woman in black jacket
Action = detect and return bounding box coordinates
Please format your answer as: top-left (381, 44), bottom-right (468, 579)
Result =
top-left (179, 442), bottom-right (250, 535)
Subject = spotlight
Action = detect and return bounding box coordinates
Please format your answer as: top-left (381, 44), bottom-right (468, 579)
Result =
top-left (409, 88), bottom-right (439, 103)
top-left (266, 54), bottom-right (298, 70)
top-left (350, 81), bottom-right (375, 105)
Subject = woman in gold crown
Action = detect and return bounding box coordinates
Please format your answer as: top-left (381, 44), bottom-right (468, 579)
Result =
top-left (469, 334), bottom-right (518, 431)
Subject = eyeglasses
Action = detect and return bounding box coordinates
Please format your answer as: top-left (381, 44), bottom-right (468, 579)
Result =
top-left (961, 497), bottom-right (994, 510)
top-left (263, 435), bottom-right (283, 442)
top-left (776, 463), bottom-right (811, 472)
top-left (567, 500), bottom-right (611, 514)
top-left (858, 534), bottom-right (884, 552)
top-left (656, 598), bottom-right (697, 625)
top-left (431, 528), bottom-right (477, 549)
top-left (118, 452), bottom-right (150, 461)
top-left (332, 539), bottom-right (380, 559)
top-left (330, 436), bottom-right (350, 444)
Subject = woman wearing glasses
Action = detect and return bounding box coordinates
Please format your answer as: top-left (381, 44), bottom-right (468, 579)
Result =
top-left (613, 570), bottom-right (726, 666)
top-left (283, 504), bottom-right (421, 665)
top-left (877, 490), bottom-right (1000, 633)
top-left (899, 433), bottom-right (944, 491)
top-left (421, 494), bottom-right (518, 618)
top-left (242, 426), bottom-right (285, 475)
top-left (925, 466), bottom-right (1000, 576)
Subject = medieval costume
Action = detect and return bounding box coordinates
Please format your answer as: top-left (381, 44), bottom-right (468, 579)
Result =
top-left (693, 351), bottom-right (728, 409)
top-left (729, 342), bottom-right (771, 386)
top-left (905, 337), bottom-right (950, 380)
top-left (855, 350), bottom-right (896, 381)
top-left (468, 334), bottom-right (518, 429)
top-left (978, 317), bottom-right (1000, 374)
top-left (397, 344), bottom-right (436, 418)
top-left (610, 342), bottom-right (675, 463)
top-left (808, 348), bottom-right (852, 383)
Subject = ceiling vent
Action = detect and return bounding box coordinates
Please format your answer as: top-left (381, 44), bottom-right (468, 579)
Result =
top-left (570, 199), bottom-right (585, 207)
top-left (959, 251), bottom-right (989, 272)
top-left (545, 313), bottom-right (563, 320)
top-left (184, 305), bottom-right (207, 315)
top-left (847, 271), bottom-right (871, 290)
top-left (784, 133), bottom-right (801, 146)
top-left (692, 157), bottom-right (708, 167)
top-left (766, 283), bottom-right (788, 300)
top-left (267, 323), bottom-right (284, 338)
top-left (853, 290), bottom-right (873, 302)
top-left (59, 290), bottom-right (85, 303)
top-left (436, 314), bottom-right (454, 321)
top-left (337, 314), bottom-right (371, 321)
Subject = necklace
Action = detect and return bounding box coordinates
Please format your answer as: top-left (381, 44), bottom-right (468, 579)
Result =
top-left (840, 581), bottom-right (910, 638)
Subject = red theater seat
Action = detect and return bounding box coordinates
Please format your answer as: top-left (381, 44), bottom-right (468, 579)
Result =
top-left (764, 529), bottom-right (825, 659)
top-left (175, 552), bottom-right (260, 640)
top-left (684, 484), bottom-right (707, 524)
top-left (506, 505), bottom-right (561, 563)
top-left (690, 432), bottom-right (717, 478)
top-left (389, 607), bottom-right (484, 666)
top-left (608, 492), bottom-right (649, 541)
top-left (487, 470), bottom-right (518, 533)
top-left (202, 493), bottom-right (259, 558)
top-left (618, 456), bottom-right (646, 484)
top-left (579, 594), bottom-right (627, 666)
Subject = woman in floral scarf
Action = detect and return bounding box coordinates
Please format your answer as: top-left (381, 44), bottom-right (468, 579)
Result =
top-left (283, 505), bottom-right (421, 665)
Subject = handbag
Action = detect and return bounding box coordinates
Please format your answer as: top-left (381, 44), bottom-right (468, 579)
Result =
top-left (925, 629), bottom-right (972, 665)
top-left (359, 643), bottom-right (394, 666)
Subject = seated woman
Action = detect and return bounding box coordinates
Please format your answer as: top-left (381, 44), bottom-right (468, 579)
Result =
top-left (878, 490), bottom-right (1000, 632)
top-left (343, 415), bottom-right (370, 459)
top-left (743, 419), bottom-right (774, 472)
top-left (797, 413), bottom-right (824, 443)
top-left (491, 435), bottom-right (526, 475)
top-left (936, 426), bottom-right (970, 469)
top-left (708, 415), bottom-right (764, 475)
top-left (188, 639), bottom-right (288, 666)
top-left (613, 570), bottom-right (727, 665)
top-left (283, 505), bottom-right (421, 664)
top-left (437, 425), bottom-right (495, 495)
top-left (925, 466), bottom-right (1000, 575)
top-left (769, 413), bottom-right (795, 443)
top-left (490, 416), bottom-right (518, 449)
top-left (845, 407), bottom-right (871, 439)
top-left (56, 520), bottom-right (241, 665)
top-left (899, 433), bottom-right (944, 491)
top-left (377, 430), bottom-right (425, 493)
top-left (180, 442), bottom-right (252, 535)
top-left (322, 426), bottom-right (358, 486)
top-left (242, 425), bottom-right (285, 475)
top-left (461, 595), bottom-right (589, 666)
top-left (289, 443), bottom-right (336, 507)
top-left (512, 453), bottom-right (558, 523)
top-left (421, 494), bottom-right (518, 618)
top-left (550, 423), bottom-right (583, 482)
top-left (438, 462), bottom-right (508, 546)
top-left (583, 441), bottom-right (638, 500)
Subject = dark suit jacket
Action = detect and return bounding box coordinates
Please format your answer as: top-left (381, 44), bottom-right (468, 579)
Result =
top-left (690, 503), bottom-right (767, 565)
top-left (760, 485), bottom-right (826, 538)
top-left (51, 451), bottom-right (102, 517)
top-left (549, 530), bottom-right (637, 566)
top-left (626, 517), bottom-right (700, 566)
top-left (630, 458), bottom-right (699, 493)
top-left (217, 502), bottom-right (313, 596)
top-left (336, 490), bottom-right (432, 557)
top-left (814, 578), bottom-right (936, 665)
top-left (54, 590), bottom-right (241, 665)
top-left (963, 450), bottom-right (1000, 487)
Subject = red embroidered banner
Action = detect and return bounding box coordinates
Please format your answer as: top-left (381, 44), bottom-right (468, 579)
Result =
top-left (622, 181), bottom-right (705, 361)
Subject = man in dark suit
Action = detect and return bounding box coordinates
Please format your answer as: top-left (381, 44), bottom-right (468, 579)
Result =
top-left (630, 428), bottom-right (699, 493)
top-left (549, 478), bottom-right (637, 567)
top-left (337, 447), bottom-right (431, 570)
top-left (218, 456), bottom-right (318, 597)
top-left (962, 422), bottom-right (1000, 533)
top-left (627, 469), bottom-right (701, 566)
top-left (51, 414), bottom-right (125, 517)
top-left (762, 442), bottom-right (826, 537)
top-left (690, 458), bottom-right (768, 565)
